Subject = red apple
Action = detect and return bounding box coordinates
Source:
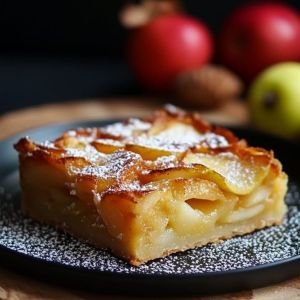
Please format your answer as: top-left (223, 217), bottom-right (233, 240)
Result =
top-left (218, 3), bottom-right (300, 81)
top-left (127, 14), bottom-right (213, 92)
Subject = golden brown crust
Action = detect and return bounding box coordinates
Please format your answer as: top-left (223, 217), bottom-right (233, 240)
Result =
top-left (14, 104), bottom-right (277, 198)
top-left (14, 104), bottom-right (288, 265)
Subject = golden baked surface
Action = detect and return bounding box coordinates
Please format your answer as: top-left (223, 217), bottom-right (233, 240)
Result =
top-left (14, 105), bottom-right (288, 265)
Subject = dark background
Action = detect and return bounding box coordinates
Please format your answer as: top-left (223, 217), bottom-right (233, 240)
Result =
top-left (0, 0), bottom-right (298, 114)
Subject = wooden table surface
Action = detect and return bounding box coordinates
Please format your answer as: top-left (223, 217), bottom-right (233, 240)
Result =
top-left (0, 98), bottom-right (300, 300)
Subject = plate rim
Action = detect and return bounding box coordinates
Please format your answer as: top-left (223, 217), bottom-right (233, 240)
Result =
top-left (1, 241), bottom-right (300, 280)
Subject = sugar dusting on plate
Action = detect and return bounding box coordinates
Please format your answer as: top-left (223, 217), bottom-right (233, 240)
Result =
top-left (0, 181), bottom-right (299, 275)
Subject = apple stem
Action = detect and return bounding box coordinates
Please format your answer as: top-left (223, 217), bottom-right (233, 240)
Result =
top-left (263, 92), bottom-right (277, 109)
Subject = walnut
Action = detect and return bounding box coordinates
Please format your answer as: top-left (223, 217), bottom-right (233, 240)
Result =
top-left (175, 65), bottom-right (244, 109)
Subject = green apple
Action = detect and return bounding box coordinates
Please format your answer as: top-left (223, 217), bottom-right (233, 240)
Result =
top-left (248, 62), bottom-right (300, 139)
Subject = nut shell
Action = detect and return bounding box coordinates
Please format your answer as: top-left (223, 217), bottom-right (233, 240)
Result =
top-left (175, 65), bottom-right (244, 108)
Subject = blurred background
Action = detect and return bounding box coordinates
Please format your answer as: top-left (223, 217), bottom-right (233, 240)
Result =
top-left (1, 0), bottom-right (300, 140)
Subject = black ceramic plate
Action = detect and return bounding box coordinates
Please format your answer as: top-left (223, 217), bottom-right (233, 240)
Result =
top-left (1, 120), bottom-right (300, 296)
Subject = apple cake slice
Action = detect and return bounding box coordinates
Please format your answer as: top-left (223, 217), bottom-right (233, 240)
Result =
top-left (14, 105), bottom-right (288, 265)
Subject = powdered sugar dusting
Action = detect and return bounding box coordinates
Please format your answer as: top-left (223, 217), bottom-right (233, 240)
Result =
top-left (131, 136), bottom-right (188, 152)
top-left (102, 118), bottom-right (151, 138)
top-left (199, 133), bottom-right (229, 149)
top-left (63, 145), bottom-right (106, 163)
top-left (38, 140), bottom-right (57, 149)
top-left (0, 179), bottom-right (299, 275)
top-left (94, 139), bottom-right (124, 147)
top-left (71, 150), bottom-right (142, 181)
top-left (130, 125), bottom-right (229, 152)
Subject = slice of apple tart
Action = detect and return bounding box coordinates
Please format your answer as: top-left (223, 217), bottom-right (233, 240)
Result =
top-left (14, 105), bottom-right (288, 265)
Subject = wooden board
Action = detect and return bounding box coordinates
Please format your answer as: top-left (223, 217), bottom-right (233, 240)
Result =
top-left (0, 98), bottom-right (300, 300)
top-left (0, 98), bottom-right (249, 140)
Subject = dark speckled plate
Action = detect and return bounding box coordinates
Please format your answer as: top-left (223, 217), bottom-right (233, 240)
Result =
top-left (1, 120), bottom-right (300, 296)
